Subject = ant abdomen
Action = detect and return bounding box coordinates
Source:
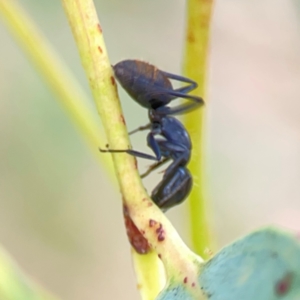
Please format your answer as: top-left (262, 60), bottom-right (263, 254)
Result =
top-left (113, 60), bottom-right (174, 109)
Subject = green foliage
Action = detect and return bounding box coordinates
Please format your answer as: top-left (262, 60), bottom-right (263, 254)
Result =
top-left (158, 227), bottom-right (300, 300)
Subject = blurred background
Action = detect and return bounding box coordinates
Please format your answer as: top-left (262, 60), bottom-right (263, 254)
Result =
top-left (1, 0), bottom-right (300, 299)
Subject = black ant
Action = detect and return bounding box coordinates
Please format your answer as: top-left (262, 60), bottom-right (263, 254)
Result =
top-left (100, 60), bottom-right (203, 211)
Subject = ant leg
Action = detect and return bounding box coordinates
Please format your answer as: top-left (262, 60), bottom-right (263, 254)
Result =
top-left (99, 132), bottom-right (162, 161)
top-left (141, 140), bottom-right (188, 178)
top-left (163, 71), bottom-right (198, 94)
top-left (163, 153), bottom-right (189, 178)
top-left (140, 157), bottom-right (170, 178)
top-left (99, 148), bottom-right (158, 160)
top-left (146, 132), bottom-right (163, 161)
top-left (128, 123), bottom-right (151, 135)
top-left (162, 90), bottom-right (204, 115)
top-left (159, 72), bottom-right (203, 116)
top-left (151, 88), bottom-right (204, 116)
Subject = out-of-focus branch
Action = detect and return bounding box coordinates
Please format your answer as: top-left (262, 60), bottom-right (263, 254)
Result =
top-left (183, 0), bottom-right (215, 259)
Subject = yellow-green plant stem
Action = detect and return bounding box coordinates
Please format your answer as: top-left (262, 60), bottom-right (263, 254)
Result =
top-left (0, 247), bottom-right (57, 300)
top-left (61, 1), bottom-right (163, 298)
top-left (0, 0), bottom-right (113, 177)
top-left (132, 250), bottom-right (165, 299)
top-left (62, 0), bottom-right (205, 298)
top-left (183, 0), bottom-right (215, 259)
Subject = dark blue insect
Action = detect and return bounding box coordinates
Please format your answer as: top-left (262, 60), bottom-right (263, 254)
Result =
top-left (100, 60), bottom-right (203, 211)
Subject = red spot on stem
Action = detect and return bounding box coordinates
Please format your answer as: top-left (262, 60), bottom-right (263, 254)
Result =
top-left (97, 23), bottom-right (102, 33)
top-left (156, 223), bottom-right (165, 241)
top-left (142, 198), bottom-right (152, 207)
top-left (123, 205), bottom-right (150, 254)
top-left (149, 219), bottom-right (157, 227)
top-left (120, 114), bottom-right (125, 124)
top-left (110, 76), bottom-right (116, 85)
top-left (187, 31), bottom-right (195, 43)
top-left (98, 46), bottom-right (103, 53)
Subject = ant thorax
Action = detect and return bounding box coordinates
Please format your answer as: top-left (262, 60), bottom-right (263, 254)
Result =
top-left (148, 109), bottom-right (160, 123)
top-left (151, 122), bottom-right (162, 135)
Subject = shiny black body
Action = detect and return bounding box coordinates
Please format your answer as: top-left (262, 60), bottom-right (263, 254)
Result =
top-left (151, 167), bottom-right (192, 211)
top-left (100, 60), bottom-right (203, 211)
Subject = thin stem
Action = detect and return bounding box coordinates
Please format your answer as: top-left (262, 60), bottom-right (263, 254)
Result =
top-left (61, 0), bottom-right (165, 298)
top-left (183, 0), bottom-right (215, 258)
top-left (132, 251), bottom-right (165, 299)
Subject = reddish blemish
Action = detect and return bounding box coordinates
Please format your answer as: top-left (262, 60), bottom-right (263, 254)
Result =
top-left (123, 205), bottom-right (150, 254)
top-left (199, 19), bottom-right (209, 28)
top-left (133, 158), bottom-right (138, 169)
top-left (149, 219), bottom-right (157, 227)
top-left (141, 230), bottom-right (145, 235)
top-left (97, 23), bottom-right (102, 33)
top-left (158, 254), bottom-right (162, 259)
top-left (119, 114), bottom-right (125, 125)
top-left (187, 31), bottom-right (195, 43)
top-left (155, 223), bottom-right (162, 233)
top-left (192, 282), bottom-right (195, 287)
top-left (98, 46), bottom-right (103, 53)
top-left (110, 76), bottom-right (116, 85)
top-left (158, 233), bottom-right (165, 241)
top-left (142, 198), bottom-right (153, 206)
top-left (156, 223), bottom-right (165, 241)
top-left (275, 272), bottom-right (293, 296)
top-left (183, 277), bottom-right (188, 284)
